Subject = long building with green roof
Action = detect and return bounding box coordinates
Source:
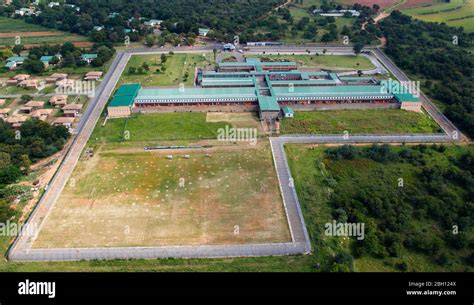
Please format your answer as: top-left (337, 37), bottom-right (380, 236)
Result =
top-left (107, 59), bottom-right (421, 119)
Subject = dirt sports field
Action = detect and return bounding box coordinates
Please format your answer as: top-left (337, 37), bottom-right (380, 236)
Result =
top-left (32, 140), bottom-right (290, 248)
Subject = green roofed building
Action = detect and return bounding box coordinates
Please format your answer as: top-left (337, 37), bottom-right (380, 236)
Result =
top-left (282, 106), bottom-right (294, 118)
top-left (81, 54), bottom-right (98, 64)
top-left (107, 60), bottom-right (422, 119)
top-left (108, 84), bottom-right (141, 118)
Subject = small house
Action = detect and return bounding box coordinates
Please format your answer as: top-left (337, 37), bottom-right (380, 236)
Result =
top-left (84, 71), bottom-right (103, 81)
top-left (0, 108), bottom-right (10, 119)
top-left (281, 106), bottom-right (294, 118)
top-left (62, 103), bottom-right (82, 117)
top-left (50, 95), bottom-right (68, 107)
top-left (18, 79), bottom-right (38, 89)
top-left (46, 73), bottom-right (68, 83)
top-left (198, 28), bottom-right (210, 37)
top-left (53, 117), bottom-right (75, 128)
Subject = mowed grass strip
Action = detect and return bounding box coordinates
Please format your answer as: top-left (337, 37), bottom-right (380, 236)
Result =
top-left (91, 113), bottom-right (230, 143)
top-left (279, 109), bottom-right (442, 134)
top-left (249, 54), bottom-right (375, 70)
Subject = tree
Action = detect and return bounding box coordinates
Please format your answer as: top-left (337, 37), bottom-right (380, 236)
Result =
top-left (160, 53), bottom-right (167, 64)
top-left (60, 42), bottom-right (76, 56)
top-left (50, 56), bottom-right (60, 65)
top-left (0, 152), bottom-right (11, 169)
top-left (12, 44), bottom-right (23, 56)
top-left (128, 66), bottom-right (136, 74)
top-left (0, 165), bottom-right (21, 185)
top-left (1, 48), bottom-right (14, 59)
top-left (0, 199), bottom-right (16, 223)
top-left (22, 58), bottom-right (44, 74)
top-left (303, 24), bottom-right (318, 40)
top-left (20, 95), bottom-right (33, 103)
top-left (145, 35), bottom-right (155, 47)
top-left (353, 42), bottom-right (364, 55)
top-left (19, 154), bottom-right (31, 174)
top-left (142, 62), bottom-right (150, 71)
top-left (62, 52), bottom-right (76, 68)
top-left (213, 48), bottom-right (217, 62)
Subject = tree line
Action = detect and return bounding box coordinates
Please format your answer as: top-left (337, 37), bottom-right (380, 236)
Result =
top-left (0, 0), bottom-right (285, 44)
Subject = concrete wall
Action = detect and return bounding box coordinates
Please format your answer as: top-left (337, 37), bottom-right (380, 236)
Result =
top-left (133, 104), bottom-right (258, 113)
top-left (287, 103), bottom-right (399, 111)
top-left (400, 101), bottom-right (422, 113)
top-left (108, 106), bottom-right (131, 118)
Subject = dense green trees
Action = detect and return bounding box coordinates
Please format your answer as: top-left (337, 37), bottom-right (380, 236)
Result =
top-left (0, 0), bottom-right (285, 44)
top-left (0, 119), bottom-right (69, 184)
top-left (0, 119), bottom-right (69, 224)
top-left (380, 11), bottom-right (474, 138)
top-left (324, 144), bottom-right (473, 267)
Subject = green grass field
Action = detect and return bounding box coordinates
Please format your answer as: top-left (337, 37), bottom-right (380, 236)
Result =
top-left (280, 109), bottom-right (442, 134)
top-left (90, 113), bottom-right (230, 145)
top-left (249, 54), bottom-right (375, 70)
top-left (118, 53), bottom-right (214, 87)
top-left (402, 0), bottom-right (474, 32)
top-left (0, 17), bottom-right (90, 46)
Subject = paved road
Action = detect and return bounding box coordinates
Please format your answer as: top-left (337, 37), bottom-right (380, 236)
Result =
top-left (7, 45), bottom-right (463, 262)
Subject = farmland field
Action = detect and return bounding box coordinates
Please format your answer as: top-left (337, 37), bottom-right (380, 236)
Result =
top-left (118, 53), bottom-right (214, 87)
top-left (402, 0), bottom-right (474, 32)
top-left (0, 17), bottom-right (91, 46)
top-left (279, 109), bottom-right (442, 134)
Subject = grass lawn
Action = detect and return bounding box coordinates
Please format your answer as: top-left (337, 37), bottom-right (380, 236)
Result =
top-left (280, 109), bottom-right (442, 134)
top-left (248, 54), bottom-right (375, 70)
top-left (118, 53), bottom-right (214, 87)
top-left (402, 0), bottom-right (474, 32)
top-left (90, 112), bottom-right (231, 145)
